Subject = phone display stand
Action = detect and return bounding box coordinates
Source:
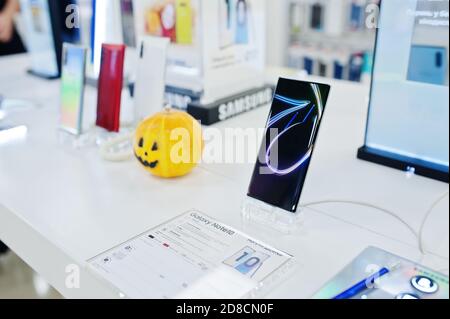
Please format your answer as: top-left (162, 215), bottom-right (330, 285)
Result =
top-left (57, 129), bottom-right (96, 150)
top-left (241, 197), bottom-right (304, 235)
top-left (27, 69), bottom-right (60, 80)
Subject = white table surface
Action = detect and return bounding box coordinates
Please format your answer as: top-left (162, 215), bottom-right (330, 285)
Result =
top-left (0, 54), bottom-right (448, 299)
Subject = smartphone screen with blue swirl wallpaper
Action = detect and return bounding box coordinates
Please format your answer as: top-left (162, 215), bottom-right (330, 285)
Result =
top-left (248, 78), bottom-right (331, 213)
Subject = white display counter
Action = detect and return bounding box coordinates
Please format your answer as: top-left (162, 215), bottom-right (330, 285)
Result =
top-left (0, 54), bottom-right (448, 299)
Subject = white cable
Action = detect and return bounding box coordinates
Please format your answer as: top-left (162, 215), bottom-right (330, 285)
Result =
top-left (300, 199), bottom-right (419, 243)
top-left (418, 191), bottom-right (449, 256)
top-left (301, 193), bottom-right (450, 257)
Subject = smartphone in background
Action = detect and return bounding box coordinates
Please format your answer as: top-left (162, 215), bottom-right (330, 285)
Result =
top-left (333, 60), bottom-right (345, 80)
top-left (30, 1), bottom-right (44, 33)
top-left (348, 52), bottom-right (364, 82)
top-left (219, 0), bottom-right (233, 49)
top-left (289, 2), bottom-right (304, 43)
top-left (96, 44), bottom-right (126, 132)
top-left (160, 3), bottom-right (176, 42)
top-left (145, 8), bottom-right (162, 36)
top-left (60, 43), bottom-right (87, 135)
top-left (318, 61), bottom-right (327, 77)
top-left (303, 56), bottom-right (314, 75)
top-left (19, 0), bottom-right (63, 78)
top-left (120, 0), bottom-right (137, 47)
top-left (349, 0), bottom-right (364, 31)
top-left (408, 45), bottom-right (448, 86)
top-left (235, 0), bottom-right (249, 44)
top-left (134, 36), bottom-right (169, 122)
top-left (310, 2), bottom-right (324, 30)
top-left (247, 78), bottom-right (331, 213)
top-left (176, 0), bottom-right (193, 44)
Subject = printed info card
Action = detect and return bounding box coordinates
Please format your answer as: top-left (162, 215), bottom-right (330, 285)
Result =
top-left (88, 210), bottom-right (293, 299)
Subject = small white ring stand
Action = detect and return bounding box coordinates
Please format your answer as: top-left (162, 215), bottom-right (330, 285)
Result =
top-left (98, 130), bottom-right (135, 162)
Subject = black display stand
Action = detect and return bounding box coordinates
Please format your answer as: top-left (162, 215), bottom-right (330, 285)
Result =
top-left (188, 85), bottom-right (275, 126)
top-left (357, 146), bottom-right (449, 183)
top-left (27, 69), bottom-right (60, 80)
top-left (129, 84), bottom-right (275, 126)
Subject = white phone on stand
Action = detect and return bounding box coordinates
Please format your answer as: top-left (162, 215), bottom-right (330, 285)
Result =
top-left (134, 36), bottom-right (170, 122)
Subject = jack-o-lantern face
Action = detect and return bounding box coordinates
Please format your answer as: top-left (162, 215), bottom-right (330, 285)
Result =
top-left (134, 136), bottom-right (160, 169)
top-left (133, 108), bottom-right (203, 178)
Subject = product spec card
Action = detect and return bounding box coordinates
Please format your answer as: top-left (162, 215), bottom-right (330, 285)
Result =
top-left (88, 210), bottom-right (293, 299)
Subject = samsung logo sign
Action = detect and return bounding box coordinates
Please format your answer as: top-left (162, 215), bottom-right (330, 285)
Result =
top-left (218, 88), bottom-right (274, 121)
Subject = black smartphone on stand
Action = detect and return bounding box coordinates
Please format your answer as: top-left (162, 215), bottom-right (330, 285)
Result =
top-left (247, 78), bottom-right (331, 213)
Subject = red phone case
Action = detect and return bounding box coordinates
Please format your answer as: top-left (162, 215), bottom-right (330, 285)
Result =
top-left (96, 44), bottom-right (126, 132)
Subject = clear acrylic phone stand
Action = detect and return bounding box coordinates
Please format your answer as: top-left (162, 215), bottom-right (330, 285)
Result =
top-left (241, 197), bottom-right (305, 235)
top-left (57, 129), bottom-right (96, 150)
top-left (57, 126), bottom-right (134, 159)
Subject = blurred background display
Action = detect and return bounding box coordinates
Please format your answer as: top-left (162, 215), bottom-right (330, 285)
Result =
top-left (363, 0), bottom-right (449, 181)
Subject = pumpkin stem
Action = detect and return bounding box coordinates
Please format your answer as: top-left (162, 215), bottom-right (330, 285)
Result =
top-left (164, 104), bottom-right (172, 113)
